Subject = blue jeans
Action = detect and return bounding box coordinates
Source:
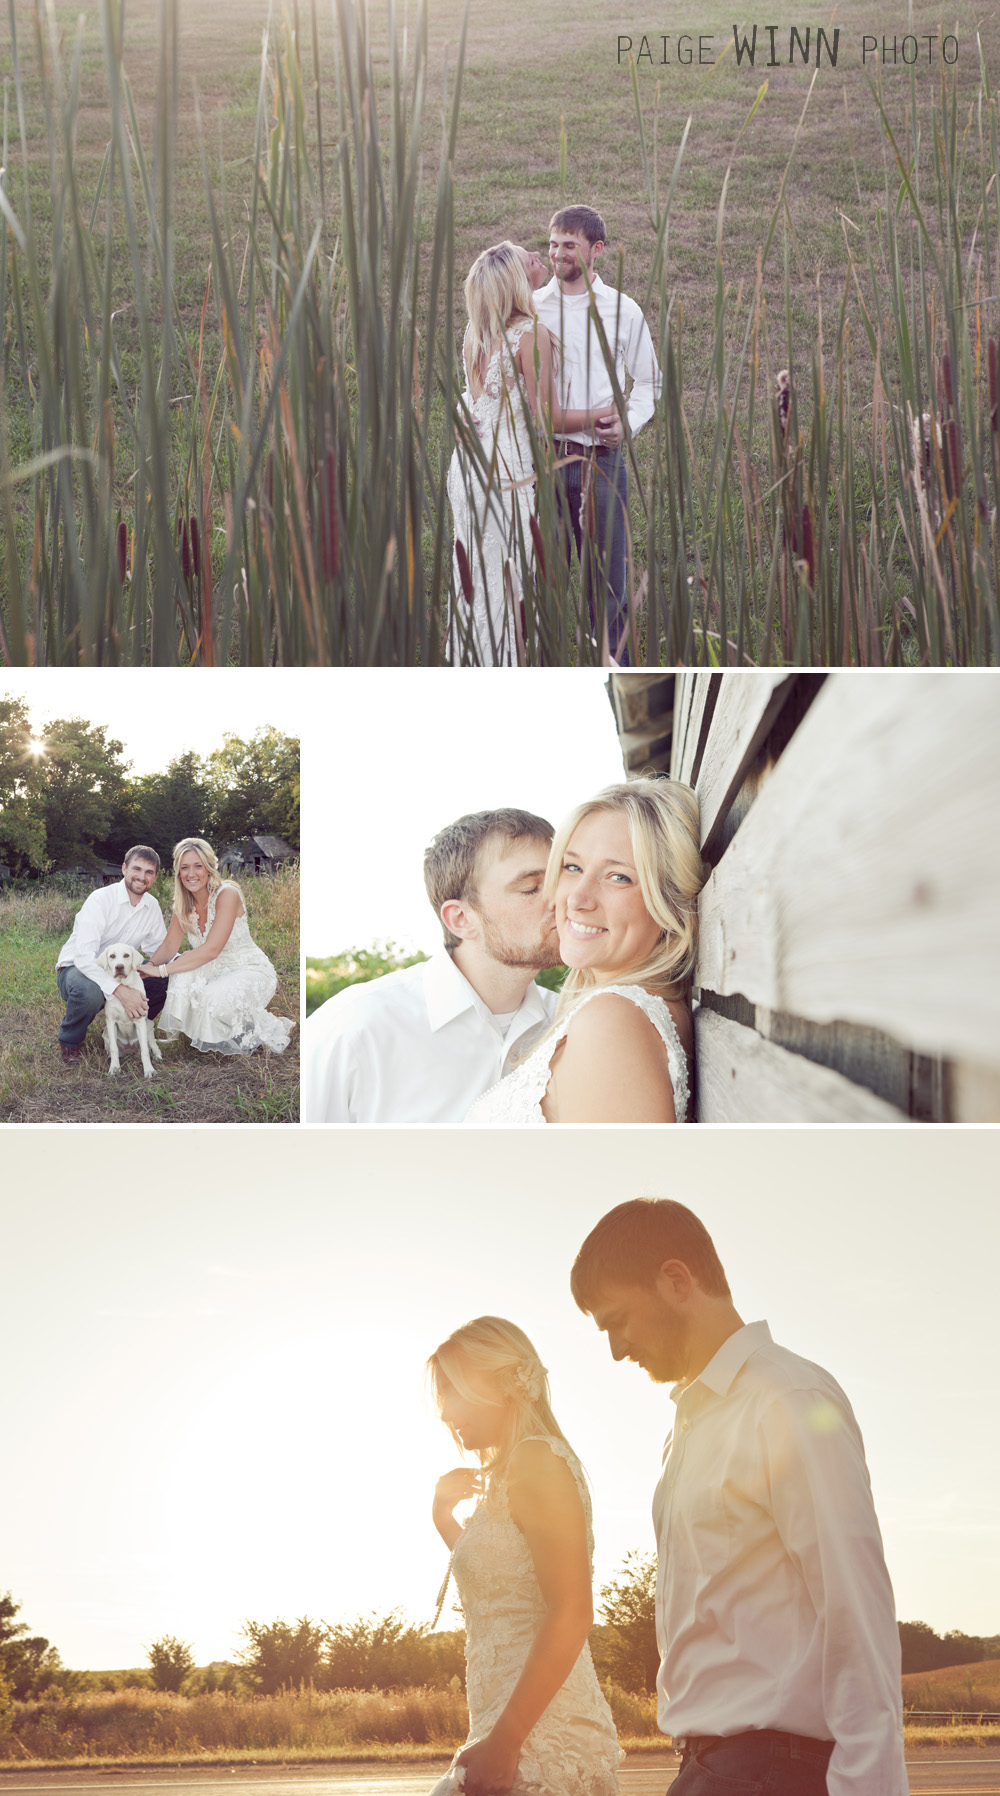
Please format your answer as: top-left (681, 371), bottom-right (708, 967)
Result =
top-left (57, 965), bottom-right (168, 1048)
top-left (556, 445), bottom-right (631, 663)
top-left (671, 1731), bottom-right (833, 1795)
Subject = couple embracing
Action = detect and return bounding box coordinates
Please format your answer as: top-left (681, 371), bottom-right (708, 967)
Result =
top-left (447, 205), bottom-right (659, 667)
top-left (305, 776), bottom-right (705, 1125)
top-left (428, 1200), bottom-right (908, 1796)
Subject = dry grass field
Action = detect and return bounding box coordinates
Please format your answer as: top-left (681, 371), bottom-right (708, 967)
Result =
top-left (0, 868), bottom-right (300, 1122)
top-left (2, 1674), bottom-right (998, 1767)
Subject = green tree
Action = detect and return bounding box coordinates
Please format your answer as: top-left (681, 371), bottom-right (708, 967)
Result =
top-left (204, 729), bottom-right (300, 848)
top-left (0, 698), bottom-right (46, 871)
top-left (323, 1613), bottom-right (465, 1690)
top-left (0, 1592), bottom-right (63, 1700)
top-left (147, 1635), bottom-right (196, 1693)
top-left (37, 719), bottom-right (132, 870)
top-left (305, 942), bottom-right (429, 1016)
top-left (133, 752), bottom-right (212, 859)
top-left (236, 1617), bottom-right (326, 1694)
top-left (591, 1552), bottom-right (660, 1693)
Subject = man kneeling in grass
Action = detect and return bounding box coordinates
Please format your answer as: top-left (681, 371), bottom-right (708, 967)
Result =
top-left (54, 846), bottom-right (169, 1065)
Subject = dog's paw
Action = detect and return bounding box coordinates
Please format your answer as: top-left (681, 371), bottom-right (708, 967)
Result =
top-left (108, 1065), bottom-right (121, 1077)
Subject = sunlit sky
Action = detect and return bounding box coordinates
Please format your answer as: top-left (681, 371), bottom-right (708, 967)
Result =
top-left (2, 1128), bottom-right (997, 1670)
top-left (301, 669), bottom-right (623, 957)
top-left (1, 671), bottom-right (306, 776)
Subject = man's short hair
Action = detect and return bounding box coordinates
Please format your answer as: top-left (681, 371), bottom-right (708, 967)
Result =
top-left (571, 1198), bottom-right (731, 1311)
top-left (549, 205), bottom-right (607, 246)
top-left (123, 845), bottom-right (160, 871)
top-left (424, 809), bottom-right (554, 950)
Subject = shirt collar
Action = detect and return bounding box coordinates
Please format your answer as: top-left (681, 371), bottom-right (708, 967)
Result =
top-left (535, 273), bottom-right (607, 303)
top-left (672, 1320), bottom-right (772, 1405)
top-left (422, 947), bottom-right (549, 1034)
top-left (114, 879), bottom-right (149, 907)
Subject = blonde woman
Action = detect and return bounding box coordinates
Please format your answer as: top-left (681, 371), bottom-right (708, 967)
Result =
top-left (465, 778), bottom-right (706, 1125)
top-left (447, 241), bottom-right (606, 666)
top-left (140, 838), bottom-right (294, 1055)
top-left (428, 1317), bottom-right (620, 1796)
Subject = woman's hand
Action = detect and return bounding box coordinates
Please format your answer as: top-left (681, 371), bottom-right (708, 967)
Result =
top-left (137, 962), bottom-right (159, 979)
top-left (433, 1467), bottom-right (481, 1518)
top-left (456, 1727), bottom-right (521, 1796)
top-left (432, 1467), bottom-right (482, 1550)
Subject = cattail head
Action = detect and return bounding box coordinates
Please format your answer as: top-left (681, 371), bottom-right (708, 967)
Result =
top-left (946, 417), bottom-right (962, 496)
top-left (455, 538), bottom-right (474, 606)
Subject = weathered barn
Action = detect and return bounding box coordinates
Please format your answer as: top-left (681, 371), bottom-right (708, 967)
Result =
top-left (219, 835), bottom-right (296, 875)
top-left (607, 671), bottom-right (1000, 1122)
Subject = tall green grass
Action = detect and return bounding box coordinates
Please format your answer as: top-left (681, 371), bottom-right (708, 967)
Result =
top-left (1, 0), bottom-right (999, 662)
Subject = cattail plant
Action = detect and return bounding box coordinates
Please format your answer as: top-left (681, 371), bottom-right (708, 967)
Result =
top-left (1, 0), bottom-right (999, 662)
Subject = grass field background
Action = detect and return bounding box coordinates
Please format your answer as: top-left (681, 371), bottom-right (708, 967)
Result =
top-left (2, 1666), bottom-right (999, 1767)
top-left (1, 0), bottom-right (998, 660)
top-left (0, 867), bottom-right (300, 1121)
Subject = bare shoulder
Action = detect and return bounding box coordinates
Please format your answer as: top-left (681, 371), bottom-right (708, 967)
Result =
top-left (507, 1439), bottom-right (582, 1515)
top-left (566, 989), bottom-right (664, 1050)
top-left (215, 884), bottom-right (242, 909)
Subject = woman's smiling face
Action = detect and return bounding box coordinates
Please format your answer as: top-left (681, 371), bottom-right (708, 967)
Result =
top-left (555, 809), bottom-right (661, 979)
top-left (178, 849), bottom-right (210, 896)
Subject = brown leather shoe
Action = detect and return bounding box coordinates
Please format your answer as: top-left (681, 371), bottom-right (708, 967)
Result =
top-left (59, 1042), bottom-right (83, 1064)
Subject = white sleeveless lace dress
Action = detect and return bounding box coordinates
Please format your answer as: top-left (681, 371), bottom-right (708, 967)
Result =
top-left (159, 882), bottom-right (295, 1056)
top-left (449, 1436), bottom-right (621, 1795)
top-left (447, 318), bottom-right (537, 666)
top-left (464, 984), bottom-right (690, 1126)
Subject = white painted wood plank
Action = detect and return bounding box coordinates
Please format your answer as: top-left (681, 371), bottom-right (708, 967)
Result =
top-left (695, 671), bottom-right (796, 856)
top-left (672, 673), bottom-right (715, 784)
top-left (696, 1008), bottom-right (908, 1121)
top-left (696, 671), bottom-right (1000, 1066)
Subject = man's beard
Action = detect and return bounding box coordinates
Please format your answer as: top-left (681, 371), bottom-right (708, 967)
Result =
top-left (479, 911), bottom-right (562, 973)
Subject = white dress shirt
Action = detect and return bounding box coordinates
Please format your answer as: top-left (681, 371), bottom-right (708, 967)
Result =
top-left (653, 1321), bottom-right (907, 1796)
top-left (56, 881), bottom-right (168, 999)
top-left (304, 948), bottom-right (556, 1123)
top-left (533, 274), bottom-right (661, 446)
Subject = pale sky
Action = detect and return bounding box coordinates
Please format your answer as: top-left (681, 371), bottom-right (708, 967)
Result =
top-left (301, 669), bottom-right (624, 956)
top-left (2, 671), bottom-right (306, 776)
top-left (1, 1128), bottom-right (996, 1670)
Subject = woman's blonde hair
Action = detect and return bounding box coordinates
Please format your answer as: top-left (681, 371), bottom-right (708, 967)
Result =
top-left (428, 1316), bottom-right (572, 1505)
top-left (171, 836), bottom-right (224, 926)
top-left (463, 242), bottom-right (534, 391)
top-left (545, 777), bottom-right (706, 1016)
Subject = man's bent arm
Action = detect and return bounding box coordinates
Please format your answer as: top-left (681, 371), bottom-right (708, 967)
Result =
top-left (624, 308), bottom-right (660, 437)
top-left (764, 1386), bottom-right (908, 1796)
top-left (64, 895), bottom-right (119, 998)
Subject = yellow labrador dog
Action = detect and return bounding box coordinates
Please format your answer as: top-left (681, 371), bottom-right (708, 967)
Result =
top-left (97, 943), bottom-right (162, 1080)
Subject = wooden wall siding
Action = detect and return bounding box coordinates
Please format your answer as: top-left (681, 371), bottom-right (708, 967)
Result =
top-left (662, 669), bottom-right (1000, 1122)
top-left (606, 673), bottom-right (675, 775)
top-left (695, 1010), bottom-right (907, 1122)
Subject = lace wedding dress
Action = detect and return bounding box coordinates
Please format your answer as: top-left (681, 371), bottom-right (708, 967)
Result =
top-left (448, 1436), bottom-right (621, 1795)
top-left (159, 882), bottom-right (295, 1056)
top-left (447, 318), bottom-right (537, 666)
top-left (464, 984), bottom-right (689, 1126)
